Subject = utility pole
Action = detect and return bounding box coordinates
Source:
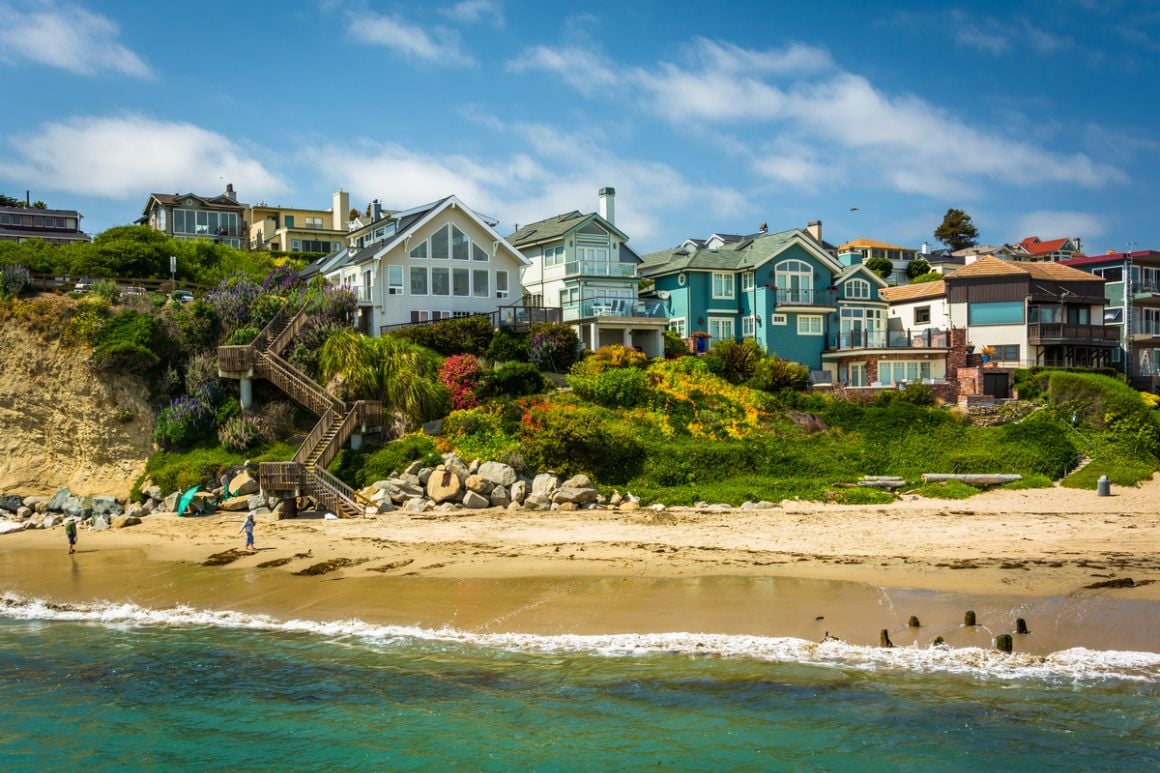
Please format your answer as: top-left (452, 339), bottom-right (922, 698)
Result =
top-left (170, 255), bottom-right (177, 292)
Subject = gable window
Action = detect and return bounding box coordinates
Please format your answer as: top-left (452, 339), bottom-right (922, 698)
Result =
top-left (775, 259), bottom-right (814, 304)
top-left (451, 226), bottom-right (470, 260)
top-left (708, 317), bottom-right (734, 343)
top-left (797, 314), bottom-right (823, 335)
top-left (387, 265), bottom-right (403, 295)
top-left (742, 315), bottom-right (756, 337)
top-left (712, 272), bottom-right (735, 299)
top-left (846, 279), bottom-right (870, 299)
top-left (496, 270), bottom-right (509, 299)
top-left (668, 318), bottom-right (687, 338)
top-left (410, 267), bottom-right (428, 295)
top-left (473, 243), bottom-right (489, 261)
top-left (914, 305), bottom-right (931, 325)
top-left (410, 241), bottom-right (428, 259)
top-left (431, 225), bottom-right (450, 259)
top-left (741, 271), bottom-right (755, 291)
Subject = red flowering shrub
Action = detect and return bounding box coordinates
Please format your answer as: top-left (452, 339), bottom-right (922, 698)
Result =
top-left (439, 354), bottom-right (484, 410)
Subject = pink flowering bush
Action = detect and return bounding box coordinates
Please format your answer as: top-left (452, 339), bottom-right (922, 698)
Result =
top-left (439, 354), bottom-right (484, 410)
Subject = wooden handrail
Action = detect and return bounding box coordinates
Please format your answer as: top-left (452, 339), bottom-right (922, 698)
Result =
top-left (252, 302), bottom-right (290, 353)
top-left (256, 351), bottom-right (345, 416)
top-left (294, 408), bottom-right (338, 464)
top-left (269, 305), bottom-right (311, 356)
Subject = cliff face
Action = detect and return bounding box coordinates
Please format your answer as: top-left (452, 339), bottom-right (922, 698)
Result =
top-left (0, 316), bottom-right (154, 497)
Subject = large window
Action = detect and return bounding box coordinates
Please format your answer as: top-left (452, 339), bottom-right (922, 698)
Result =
top-left (775, 259), bottom-right (813, 303)
top-left (173, 208), bottom-right (239, 238)
top-left (452, 268), bottom-right (470, 296)
top-left (431, 226), bottom-right (450, 260)
top-left (878, 360), bottom-right (932, 386)
top-left (410, 241), bottom-right (428, 259)
top-left (968, 301), bottom-right (1024, 325)
top-left (712, 272), bottom-right (735, 299)
top-left (432, 267), bottom-right (450, 296)
top-left (410, 267), bottom-right (428, 295)
top-left (741, 271), bottom-right (755, 291)
top-left (451, 226), bottom-right (470, 260)
top-left (496, 270), bottom-right (509, 298)
top-left (473, 269), bottom-right (489, 298)
top-left (708, 317), bottom-right (734, 342)
top-left (294, 239), bottom-right (337, 253)
top-left (845, 279), bottom-right (871, 299)
top-left (914, 305), bottom-right (931, 325)
top-left (411, 223), bottom-right (492, 265)
top-left (387, 265), bottom-right (403, 295)
top-left (797, 314), bottom-right (823, 335)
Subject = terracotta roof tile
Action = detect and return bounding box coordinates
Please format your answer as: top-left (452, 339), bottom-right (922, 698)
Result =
top-left (879, 279), bottom-right (946, 302)
top-left (947, 255), bottom-right (1101, 281)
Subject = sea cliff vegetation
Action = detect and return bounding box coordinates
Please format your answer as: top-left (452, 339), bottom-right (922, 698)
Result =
top-left (1, 253), bottom-right (1157, 505)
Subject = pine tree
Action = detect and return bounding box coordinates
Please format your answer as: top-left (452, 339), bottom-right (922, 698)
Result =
top-left (934, 208), bottom-right (979, 251)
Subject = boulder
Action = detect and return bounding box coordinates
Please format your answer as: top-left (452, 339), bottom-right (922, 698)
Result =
top-left (506, 500), bottom-right (523, 511)
top-left (524, 493), bottom-right (552, 510)
top-left (552, 487), bottom-right (597, 505)
top-left (42, 515), bottom-right (58, 529)
top-left (489, 485), bottom-right (511, 508)
top-left (462, 491), bottom-right (490, 509)
top-left (404, 497), bottom-right (432, 514)
top-left (398, 472), bottom-right (423, 488)
top-left (16, 506), bottom-right (32, 520)
top-left (425, 469), bottom-right (463, 504)
top-left (478, 461), bottom-right (518, 488)
top-left (403, 460), bottom-right (424, 476)
top-left (163, 492), bottom-right (180, 513)
top-left (248, 494), bottom-right (267, 511)
top-left (561, 474), bottom-right (592, 490)
top-left (418, 468), bottom-right (433, 486)
top-left (375, 500), bottom-right (395, 514)
top-left (62, 495), bottom-right (92, 519)
top-left (92, 496), bottom-right (123, 517)
top-left (390, 479), bottom-right (424, 499)
top-left (218, 495), bottom-right (250, 512)
top-left (618, 501), bottom-right (640, 511)
top-left (47, 488), bottom-right (72, 511)
top-left (125, 504), bottom-right (146, 519)
top-left (445, 459), bottom-right (470, 484)
top-left (112, 515), bottom-right (142, 529)
top-left (189, 491), bottom-right (217, 514)
top-left (0, 494), bottom-right (23, 512)
top-left (22, 495), bottom-right (44, 509)
top-left (740, 501), bottom-right (759, 510)
top-left (468, 459), bottom-right (480, 474)
top-left (509, 480), bottom-right (527, 505)
top-left (145, 485), bottom-right (163, 501)
top-left (229, 470), bottom-right (260, 497)
top-left (609, 492), bottom-right (622, 506)
top-left (556, 502), bottom-right (578, 511)
top-left (464, 475), bottom-right (494, 495)
top-left (91, 514), bottom-right (110, 531)
top-left (435, 502), bottom-right (459, 512)
top-left (531, 473), bottom-right (559, 497)
top-left (0, 520), bottom-right (26, 535)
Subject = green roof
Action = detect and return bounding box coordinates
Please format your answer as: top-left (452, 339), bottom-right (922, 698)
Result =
top-left (506, 211), bottom-right (590, 246)
top-left (639, 228), bottom-right (810, 276)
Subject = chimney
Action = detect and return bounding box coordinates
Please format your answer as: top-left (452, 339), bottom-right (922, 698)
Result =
top-left (1074, 237), bottom-right (1082, 253)
top-left (921, 241), bottom-right (930, 255)
top-left (371, 199), bottom-right (382, 221)
top-left (598, 186), bottom-right (615, 225)
top-left (806, 220), bottom-right (822, 243)
top-left (758, 223), bottom-right (768, 234)
top-left (224, 183), bottom-right (236, 201)
top-left (333, 190), bottom-right (350, 231)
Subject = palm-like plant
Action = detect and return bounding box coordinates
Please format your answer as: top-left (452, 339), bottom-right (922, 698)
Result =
top-left (319, 330), bottom-right (448, 433)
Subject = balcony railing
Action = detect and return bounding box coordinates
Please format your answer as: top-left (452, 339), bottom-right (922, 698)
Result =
top-left (774, 288), bottom-right (837, 307)
top-left (826, 328), bottom-right (951, 351)
top-left (343, 284), bottom-right (373, 303)
top-left (493, 303), bottom-right (562, 329)
top-left (173, 225), bottom-right (245, 238)
top-left (564, 297), bottom-right (668, 322)
top-left (1027, 323), bottom-right (1120, 343)
top-left (562, 261), bottom-right (636, 278)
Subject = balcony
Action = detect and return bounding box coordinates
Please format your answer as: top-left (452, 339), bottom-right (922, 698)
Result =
top-left (562, 260), bottom-right (636, 278)
top-left (1027, 323), bottom-right (1120, 345)
top-left (493, 303), bottom-right (562, 330)
top-left (827, 328), bottom-right (950, 351)
top-left (774, 288), bottom-right (836, 308)
top-left (564, 296), bottom-right (668, 322)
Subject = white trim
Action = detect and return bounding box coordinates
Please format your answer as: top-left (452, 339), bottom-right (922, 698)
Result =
top-left (668, 317), bottom-right (687, 337)
top-left (771, 313), bottom-right (787, 326)
top-left (369, 195), bottom-right (531, 266)
top-left (711, 271), bottom-right (735, 299)
top-left (708, 316), bottom-right (734, 342)
top-left (797, 314), bottom-right (823, 335)
top-left (742, 315), bottom-right (756, 337)
top-left (707, 307), bottom-right (738, 314)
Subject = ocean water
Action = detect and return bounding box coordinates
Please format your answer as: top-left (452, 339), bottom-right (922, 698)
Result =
top-left (1, 595), bottom-right (1158, 770)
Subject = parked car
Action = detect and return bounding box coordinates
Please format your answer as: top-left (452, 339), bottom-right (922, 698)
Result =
top-left (121, 286), bottom-right (148, 297)
top-left (171, 289), bottom-right (195, 303)
top-left (73, 278), bottom-right (96, 293)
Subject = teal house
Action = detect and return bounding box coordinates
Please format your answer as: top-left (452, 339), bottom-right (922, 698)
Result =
top-left (640, 225), bottom-right (888, 370)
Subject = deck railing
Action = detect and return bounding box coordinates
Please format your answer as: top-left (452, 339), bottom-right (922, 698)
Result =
top-left (1027, 323), bottom-right (1120, 343)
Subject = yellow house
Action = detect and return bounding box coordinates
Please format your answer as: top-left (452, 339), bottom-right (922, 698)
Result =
top-left (249, 190), bottom-right (352, 254)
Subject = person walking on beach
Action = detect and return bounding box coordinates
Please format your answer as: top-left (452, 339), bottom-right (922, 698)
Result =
top-left (240, 512), bottom-right (256, 552)
top-left (64, 518), bottom-right (78, 555)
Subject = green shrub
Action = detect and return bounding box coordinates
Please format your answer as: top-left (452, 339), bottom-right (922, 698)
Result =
top-left (480, 362), bottom-right (547, 399)
top-left (153, 395), bottom-right (215, 450)
top-left (747, 356), bottom-right (810, 393)
top-left (831, 487), bottom-right (896, 505)
top-left (91, 310), bottom-right (159, 371)
top-left (568, 367), bottom-right (648, 408)
top-left (911, 480), bottom-right (980, 499)
top-left (224, 326), bottom-right (258, 345)
top-left (0, 264), bottom-right (31, 297)
top-left (168, 299), bottom-right (221, 355)
top-left (704, 338), bottom-right (764, 384)
top-left (520, 403), bottom-right (643, 483)
top-left (329, 434), bottom-right (442, 487)
top-left (584, 344), bottom-right (649, 373)
top-left (1001, 474), bottom-right (1054, 490)
top-left (442, 405), bottom-right (521, 462)
top-left (92, 279), bottom-right (121, 305)
top-left (663, 329), bottom-right (688, 358)
top-left (255, 401), bottom-right (298, 442)
top-left (528, 322), bottom-right (580, 372)
top-left (217, 414), bottom-right (263, 452)
top-left (486, 328), bottom-right (530, 362)
top-left (135, 439), bottom-right (298, 497)
top-left (388, 315), bottom-right (494, 356)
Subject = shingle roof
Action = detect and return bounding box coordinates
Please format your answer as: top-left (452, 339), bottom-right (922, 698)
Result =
top-left (506, 211), bottom-right (589, 246)
top-left (879, 280), bottom-right (946, 302)
top-left (639, 228), bottom-right (808, 275)
top-left (948, 255), bottom-right (1102, 282)
top-left (836, 238), bottom-right (913, 252)
top-left (148, 192), bottom-right (246, 211)
top-left (1019, 236), bottom-right (1070, 255)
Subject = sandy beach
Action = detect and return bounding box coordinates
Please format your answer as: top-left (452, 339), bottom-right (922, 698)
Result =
top-left (3, 476), bottom-right (1158, 654)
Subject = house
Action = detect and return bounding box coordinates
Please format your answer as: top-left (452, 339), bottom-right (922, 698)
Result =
top-left (249, 190), bottom-right (351, 254)
top-left (640, 223), bottom-right (844, 368)
top-left (309, 195), bottom-right (529, 336)
top-left (1063, 249), bottom-right (1160, 392)
top-left (834, 238), bottom-right (919, 285)
top-left (952, 243), bottom-right (1019, 264)
top-left (821, 279), bottom-right (952, 388)
top-left (945, 256), bottom-right (1114, 370)
top-left (507, 188), bottom-right (667, 357)
top-left (1013, 236), bottom-right (1083, 262)
top-left (139, 184), bottom-right (247, 249)
top-left (0, 205), bottom-right (90, 245)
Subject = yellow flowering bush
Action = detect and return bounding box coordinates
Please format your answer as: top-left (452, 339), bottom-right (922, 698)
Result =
top-left (645, 358), bottom-right (772, 439)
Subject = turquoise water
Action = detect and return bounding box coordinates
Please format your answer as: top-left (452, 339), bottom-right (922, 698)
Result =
top-left (1, 603), bottom-right (1158, 770)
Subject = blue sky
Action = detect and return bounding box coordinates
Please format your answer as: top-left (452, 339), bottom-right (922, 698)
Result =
top-left (0, 0), bottom-right (1156, 254)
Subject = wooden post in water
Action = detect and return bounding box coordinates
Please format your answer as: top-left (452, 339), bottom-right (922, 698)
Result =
top-left (1015, 618), bottom-right (1030, 635)
top-left (880, 629), bottom-right (894, 648)
top-left (964, 610), bottom-right (977, 626)
top-left (995, 634), bottom-right (1013, 654)
top-left (908, 616), bottom-right (921, 628)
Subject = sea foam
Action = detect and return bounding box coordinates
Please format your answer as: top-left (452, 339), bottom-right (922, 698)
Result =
top-left (3, 592), bottom-right (1157, 683)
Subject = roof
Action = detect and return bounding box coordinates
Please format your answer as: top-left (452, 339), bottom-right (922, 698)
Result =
top-left (836, 238), bottom-right (914, 252)
top-left (1019, 236), bottom-right (1071, 256)
top-left (639, 227), bottom-right (840, 276)
top-left (1063, 250), bottom-right (1160, 267)
top-left (0, 205), bottom-right (83, 217)
top-left (947, 255), bottom-right (1102, 282)
top-left (951, 244), bottom-right (1011, 257)
top-left (879, 280), bottom-right (946, 302)
top-left (506, 210), bottom-right (626, 247)
top-left (145, 192), bottom-right (246, 213)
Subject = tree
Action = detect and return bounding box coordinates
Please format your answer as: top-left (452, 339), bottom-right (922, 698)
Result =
top-left (934, 208), bottom-right (979, 251)
top-left (864, 257), bottom-right (893, 280)
top-left (911, 271), bottom-right (943, 284)
top-left (906, 257), bottom-right (931, 279)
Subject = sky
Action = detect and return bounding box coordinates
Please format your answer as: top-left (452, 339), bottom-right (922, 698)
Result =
top-left (0, 0), bottom-right (1156, 255)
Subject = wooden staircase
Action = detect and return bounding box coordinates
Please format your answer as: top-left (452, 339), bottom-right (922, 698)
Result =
top-left (218, 303), bottom-right (382, 518)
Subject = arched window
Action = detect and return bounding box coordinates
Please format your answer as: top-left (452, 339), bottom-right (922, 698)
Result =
top-left (846, 279), bottom-right (871, 299)
top-left (775, 260), bottom-right (813, 304)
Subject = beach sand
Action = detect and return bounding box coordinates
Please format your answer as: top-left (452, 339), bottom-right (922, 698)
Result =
top-left (3, 476), bottom-right (1158, 654)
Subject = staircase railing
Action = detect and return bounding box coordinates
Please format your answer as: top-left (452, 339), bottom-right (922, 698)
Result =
top-left (256, 351), bottom-right (345, 416)
top-left (304, 467), bottom-right (365, 519)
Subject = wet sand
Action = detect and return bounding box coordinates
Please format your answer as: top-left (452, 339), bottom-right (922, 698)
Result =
top-left (2, 477), bottom-right (1158, 654)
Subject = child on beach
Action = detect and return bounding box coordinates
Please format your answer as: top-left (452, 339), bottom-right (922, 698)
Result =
top-left (240, 512), bottom-right (256, 552)
top-left (64, 518), bottom-right (77, 554)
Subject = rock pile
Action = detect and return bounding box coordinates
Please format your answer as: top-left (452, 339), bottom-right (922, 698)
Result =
top-left (0, 486), bottom-right (136, 532)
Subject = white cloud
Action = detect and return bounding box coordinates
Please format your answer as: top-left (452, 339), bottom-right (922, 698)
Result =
top-left (1013, 210), bottom-right (1108, 241)
top-left (441, 0), bottom-right (503, 27)
top-left (347, 11), bottom-right (473, 67)
top-left (0, 115), bottom-right (287, 200)
top-left (505, 46), bottom-right (619, 95)
top-left (0, 0), bottom-right (152, 78)
top-left (308, 122), bottom-right (747, 246)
